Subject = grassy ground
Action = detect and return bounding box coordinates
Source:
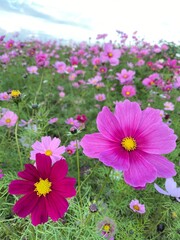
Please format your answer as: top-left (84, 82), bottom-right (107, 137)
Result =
top-left (0, 34), bottom-right (180, 239)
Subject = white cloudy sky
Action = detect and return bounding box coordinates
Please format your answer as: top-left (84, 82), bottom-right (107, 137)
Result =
top-left (0, 0), bottom-right (180, 43)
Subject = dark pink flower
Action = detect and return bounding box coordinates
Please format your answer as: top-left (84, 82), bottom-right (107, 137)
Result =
top-left (8, 154), bottom-right (76, 226)
top-left (80, 100), bottom-right (177, 188)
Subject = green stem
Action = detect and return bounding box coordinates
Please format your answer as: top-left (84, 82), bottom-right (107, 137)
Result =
top-left (15, 122), bottom-right (23, 170)
top-left (76, 139), bottom-right (83, 208)
top-left (95, 167), bottom-right (112, 203)
top-left (77, 161), bottom-right (100, 195)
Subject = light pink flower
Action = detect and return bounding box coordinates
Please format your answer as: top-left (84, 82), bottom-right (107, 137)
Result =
top-left (53, 61), bottom-right (66, 74)
top-left (65, 118), bottom-right (80, 128)
top-left (129, 199), bottom-right (146, 214)
top-left (80, 100), bottom-right (177, 188)
top-left (164, 102), bottom-right (174, 111)
top-left (95, 93), bottom-right (106, 102)
top-left (30, 136), bottom-right (65, 164)
top-left (65, 145), bottom-right (76, 155)
top-left (27, 66), bottom-right (39, 75)
top-left (0, 92), bottom-right (11, 101)
top-left (0, 110), bottom-right (18, 128)
top-left (48, 118), bottom-right (58, 124)
top-left (121, 85), bottom-right (136, 98)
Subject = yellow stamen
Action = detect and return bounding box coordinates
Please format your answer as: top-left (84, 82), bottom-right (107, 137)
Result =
top-left (126, 91), bottom-right (130, 95)
top-left (34, 178), bottom-right (52, 197)
top-left (133, 205), bottom-right (140, 211)
top-left (103, 224), bottom-right (111, 233)
top-left (121, 137), bottom-right (136, 151)
top-left (45, 150), bottom-right (52, 156)
top-left (5, 118), bottom-right (11, 123)
top-left (10, 90), bottom-right (21, 98)
top-left (108, 52), bottom-right (113, 57)
top-left (123, 74), bottom-right (128, 79)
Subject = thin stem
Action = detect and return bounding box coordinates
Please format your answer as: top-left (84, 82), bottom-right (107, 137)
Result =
top-left (76, 139), bottom-right (83, 208)
top-left (15, 122), bottom-right (23, 170)
top-left (95, 167), bottom-right (112, 203)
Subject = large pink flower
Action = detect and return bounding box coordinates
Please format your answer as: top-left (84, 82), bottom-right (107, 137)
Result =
top-left (8, 153), bottom-right (76, 226)
top-left (30, 136), bottom-right (65, 164)
top-left (80, 100), bottom-right (177, 188)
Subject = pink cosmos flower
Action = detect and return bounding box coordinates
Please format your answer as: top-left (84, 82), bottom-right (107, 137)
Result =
top-left (0, 169), bottom-right (4, 179)
top-left (96, 33), bottom-right (108, 39)
top-left (27, 66), bottom-right (39, 75)
top-left (176, 96), bottom-right (180, 102)
top-left (53, 61), bottom-right (66, 74)
top-left (100, 43), bottom-right (121, 66)
top-left (80, 100), bottom-right (177, 188)
top-left (30, 136), bottom-right (65, 164)
top-left (5, 39), bottom-right (14, 49)
top-left (65, 118), bottom-right (80, 128)
top-left (35, 52), bottom-right (49, 67)
top-left (0, 53), bottom-right (10, 64)
top-left (48, 118), bottom-right (58, 124)
top-left (59, 91), bottom-right (65, 98)
top-left (154, 178), bottom-right (180, 202)
top-left (0, 92), bottom-right (11, 101)
top-left (116, 69), bottom-right (135, 84)
top-left (164, 102), bottom-right (174, 111)
top-left (0, 110), bottom-right (18, 128)
top-left (95, 93), bottom-right (106, 102)
top-left (121, 85), bottom-right (136, 98)
top-left (65, 145), bottom-right (76, 155)
top-left (129, 199), bottom-right (146, 214)
top-left (8, 153), bottom-right (76, 226)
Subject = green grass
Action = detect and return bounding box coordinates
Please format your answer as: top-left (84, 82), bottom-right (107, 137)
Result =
top-left (0, 37), bottom-right (180, 240)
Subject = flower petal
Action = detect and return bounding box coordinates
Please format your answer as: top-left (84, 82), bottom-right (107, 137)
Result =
top-left (145, 154), bottom-right (176, 178)
top-left (114, 100), bottom-right (142, 136)
top-left (9, 180), bottom-right (34, 195)
top-left (154, 183), bottom-right (169, 195)
top-left (31, 197), bottom-right (48, 226)
top-left (52, 177), bottom-right (76, 198)
top-left (135, 108), bottom-right (177, 154)
top-left (50, 160), bottom-right (68, 182)
top-left (13, 192), bottom-right (39, 218)
top-left (99, 147), bottom-right (129, 171)
top-left (46, 192), bottom-right (68, 221)
top-left (49, 137), bottom-right (60, 150)
top-left (80, 133), bottom-right (117, 158)
top-left (18, 164), bottom-right (39, 182)
top-left (124, 150), bottom-right (157, 187)
top-left (41, 136), bottom-right (52, 149)
top-left (165, 178), bottom-right (177, 191)
top-left (97, 106), bottom-right (124, 141)
top-left (36, 153), bottom-right (52, 179)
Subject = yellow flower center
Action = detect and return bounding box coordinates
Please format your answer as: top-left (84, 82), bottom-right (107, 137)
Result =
top-left (103, 224), bottom-right (111, 233)
top-left (133, 205), bottom-right (140, 211)
top-left (45, 150), bottom-right (52, 156)
top-left (10, 90), bottom-right (21, 98)
top-left (123, 74), bottom-right (128, 79)
top-left (126, 91), bottom-right (130, 95)
top-left (34, 178), bottom-right (52, 197)
top-left (108, 52), bottom-right (113, 57)
top-left (5, 118), bottom-right (11, 123)
top-left (121, 137), bottom-right (137, 151)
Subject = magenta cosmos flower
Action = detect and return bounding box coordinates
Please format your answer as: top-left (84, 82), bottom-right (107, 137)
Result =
top-left (30, 136), bottom-right (65, 164)
top-left (80, 100), bottom-right (177, 188)
top-left (8, 153), bottom-right (76, 226)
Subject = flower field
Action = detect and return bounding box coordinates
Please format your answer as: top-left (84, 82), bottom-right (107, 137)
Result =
top-left (0, 32), bottom-right (180, 240)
